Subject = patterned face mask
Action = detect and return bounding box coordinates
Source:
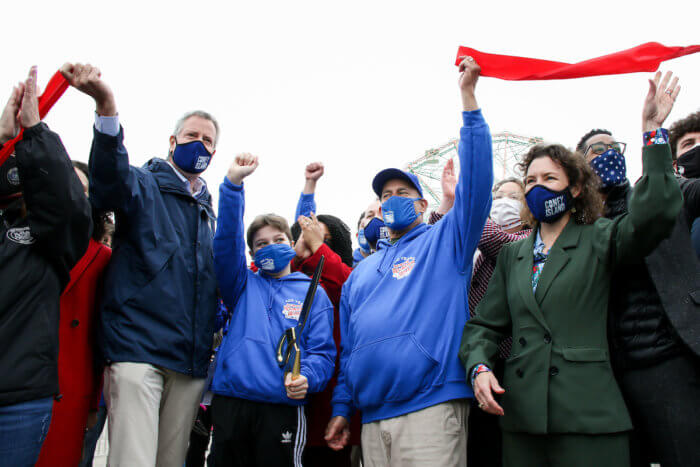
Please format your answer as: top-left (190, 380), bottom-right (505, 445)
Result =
top-left (590, 149), bottom-right (627, 189)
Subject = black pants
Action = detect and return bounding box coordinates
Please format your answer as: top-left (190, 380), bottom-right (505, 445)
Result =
top-left (468, 361), bottom-right (503, 467)
top-left (618, 351), bottom-right (700, 467)
top-left (211, 395), bottom-right (306, 467)
top-left (185, 405), bottom-right (213, 467)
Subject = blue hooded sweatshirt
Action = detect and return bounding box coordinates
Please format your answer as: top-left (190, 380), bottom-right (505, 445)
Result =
top-left (331, 109), bottom-right (493, 423)
top-left (211, 178), bottom-right (336, 405)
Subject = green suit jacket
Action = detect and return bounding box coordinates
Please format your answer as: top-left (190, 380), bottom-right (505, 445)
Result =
top-left (459, 143), bottom-right (682, 435)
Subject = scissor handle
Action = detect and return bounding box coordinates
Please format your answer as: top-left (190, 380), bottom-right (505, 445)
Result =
top-left (276, 332), bottom-right (289, 368)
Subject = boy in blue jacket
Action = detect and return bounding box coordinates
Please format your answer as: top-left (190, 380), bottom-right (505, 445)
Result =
top-left (210, 153), bottom-right (336, 467)
top-left (325, 57), bottom-right (491, 466)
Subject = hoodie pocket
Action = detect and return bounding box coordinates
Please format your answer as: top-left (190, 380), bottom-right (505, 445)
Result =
top-left (346, 332), bottom-right (438, 409)
top-left (219, 337), bottom-right (284, 399)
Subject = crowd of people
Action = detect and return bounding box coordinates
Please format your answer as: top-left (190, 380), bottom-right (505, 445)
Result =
top-left (0, 55), bottom-right (698, 467)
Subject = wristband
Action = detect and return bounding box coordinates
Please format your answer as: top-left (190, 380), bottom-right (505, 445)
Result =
top-left (643, 128), bottom-right (669, 146)
top-left (470, 363), bottom-right (491, 386)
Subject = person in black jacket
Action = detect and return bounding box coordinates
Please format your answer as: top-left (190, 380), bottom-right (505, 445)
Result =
top-left (0, 66), bottom-right (91, 466)
top-left (576, 71), bottom-right (700, 467)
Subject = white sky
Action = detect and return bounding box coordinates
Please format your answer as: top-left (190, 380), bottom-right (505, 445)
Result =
top-left (3, 0), bottom-right (699, 251)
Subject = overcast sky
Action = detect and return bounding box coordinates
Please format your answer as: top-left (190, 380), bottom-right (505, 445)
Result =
top-left (3, 0), bottom-right (698, 252)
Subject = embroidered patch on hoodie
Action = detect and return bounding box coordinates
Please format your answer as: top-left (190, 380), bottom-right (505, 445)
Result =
top-left (392, 256), bottom-right (416, 280)
top-left (282, 299), bottom-right (303, 320)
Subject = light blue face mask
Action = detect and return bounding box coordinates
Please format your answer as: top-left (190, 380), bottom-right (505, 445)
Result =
top-left (381, 196), bottom-right (421, 230)
top-left (254, 243), bottom-right (296, 273)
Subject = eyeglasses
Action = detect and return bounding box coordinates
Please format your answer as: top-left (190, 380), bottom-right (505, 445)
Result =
top-left (585, 141), bottom-right (626, 156)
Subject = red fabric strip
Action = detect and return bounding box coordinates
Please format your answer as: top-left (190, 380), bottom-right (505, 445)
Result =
top-left (0, 71), bottom-right (70, 166)
top-left (455, 42), bottom-right (700, 80)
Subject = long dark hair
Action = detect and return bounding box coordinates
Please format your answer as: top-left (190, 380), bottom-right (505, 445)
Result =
top-left (517, 144), bottom-right (604, 227)
top-left (72, 160), bottom-right (115, 242)
top-left (291, 214), bottom-right (354, 267)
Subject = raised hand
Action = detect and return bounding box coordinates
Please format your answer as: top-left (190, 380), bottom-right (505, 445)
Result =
top-left (473, 371), bottom-right (505, 416)
top-left (60, 62), bottom-right (116, 116)
top-left (305, 162), bottom-right (324, 181)
top-left (226, 152), bottom-right (259, 185)
top-left (324, 416), bottom-right (351, 451)
top-left (642, 70), bottom-right (680, 133)
top-left (458, 56), bottom-right (481, 112)
top-left (298, 213), bottom-right (324, 254)
top-left (18, 66), bottom-right (40, 129)
top-left (293, 232), bottom-right (312, 261)
top-left (0, 84), bottom-right (23, 144)
top-left (303, 162), bottom-right (324, 194)
top-left (437, 158), bottom-right (457, 214)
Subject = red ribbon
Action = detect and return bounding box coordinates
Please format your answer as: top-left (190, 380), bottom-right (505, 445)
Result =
top-left (455, 42), bottom-right (700, 80)
top-left (0, 71), bottom-right (70, 166)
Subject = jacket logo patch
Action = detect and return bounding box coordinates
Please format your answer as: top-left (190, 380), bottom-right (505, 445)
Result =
top-left (6, 226), bottom-right (35, 245)
top-left (281, 430), bottom-right (293, 444)
top-left (392, 256), bottom-right (416, 280)
top-left (7, 167), bottom-right (20, 186)
top-left (282, 299), bottom-right (303, 320)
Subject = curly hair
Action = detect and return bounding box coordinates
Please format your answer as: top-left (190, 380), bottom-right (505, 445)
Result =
top-left (669, 110), bottom-right (700, 160)
top-left (517, 144), bottom-right (604, 227)
top-left (291, 214), bottom-right (354, 267)
top-left (575, 129), bottom-right (612, 155)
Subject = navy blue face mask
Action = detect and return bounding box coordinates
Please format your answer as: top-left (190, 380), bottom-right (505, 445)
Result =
top-left (172, 140), bottom-right (213, 174)
top-left (381, 196), bottom-right (421, 231)
top-left (590, 149), bottom-right (626, 189)
top-left (254, 244), bottom-right (296, 273)
top-left (362, 217), bottom-right (388, 246)
top-left (525, 185), bottom-right (574, 224)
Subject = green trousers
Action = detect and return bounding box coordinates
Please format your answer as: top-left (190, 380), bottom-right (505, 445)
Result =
top-left (502, 431), bottom-right (630, 467)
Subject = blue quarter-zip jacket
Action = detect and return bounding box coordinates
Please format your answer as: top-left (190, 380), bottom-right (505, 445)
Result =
top-left (90, 127), bottom-right (218, 378)
top-left (331, 110), bottom-right (493, 423)
top-left (211, 178), bottom-right (336, 405)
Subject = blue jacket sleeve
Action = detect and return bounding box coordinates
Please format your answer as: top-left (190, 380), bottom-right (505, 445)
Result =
top-left (88, 126), bottom-right (141, 214)
top-left (300, 293), bottom-right (336, 394)
top-left (441, 109), bottom-right (493, 273)
top-left (213, 178), bottom-right (249, 311)
top-left (294, 192), bottom-right (316, 220)
top-left (330, 282), bottom-right (355, 419)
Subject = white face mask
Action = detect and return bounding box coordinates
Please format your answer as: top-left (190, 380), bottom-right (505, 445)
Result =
top-left (490, 197), bottom-right (523, 231)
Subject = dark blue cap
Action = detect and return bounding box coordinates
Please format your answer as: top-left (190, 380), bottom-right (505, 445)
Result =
top-left (372, 168), bottom-right (424, 198)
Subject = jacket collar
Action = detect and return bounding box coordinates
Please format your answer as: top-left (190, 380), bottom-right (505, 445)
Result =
top-left (144, 158), bottom-right (214, 215)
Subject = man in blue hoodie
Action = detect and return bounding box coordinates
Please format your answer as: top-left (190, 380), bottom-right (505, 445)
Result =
top-left (325, 57), bottom-right (491, 466)
top-left (62, 63), bottom-right (219, 467)
top-left (211, 152), bottom-right (336, 467)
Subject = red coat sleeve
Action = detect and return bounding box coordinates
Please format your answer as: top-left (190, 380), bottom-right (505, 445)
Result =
top-left (298, 243), bottom-right (352, 308)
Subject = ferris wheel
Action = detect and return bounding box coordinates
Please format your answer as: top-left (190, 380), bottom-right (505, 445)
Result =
top-left (405, 131), bottom-right (543, 211)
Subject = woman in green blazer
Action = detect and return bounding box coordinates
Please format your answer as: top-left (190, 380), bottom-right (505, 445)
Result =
top-left (459, 74), bottom-right (683, 467)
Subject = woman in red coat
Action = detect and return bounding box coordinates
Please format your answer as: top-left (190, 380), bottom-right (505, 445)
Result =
top-left (36, 163), bottom-right (112, 467)
top-left (292, 212), bottom-right (362, 467)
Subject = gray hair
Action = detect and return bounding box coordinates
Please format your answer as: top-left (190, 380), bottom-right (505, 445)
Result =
top-left (172, 110), bottom-right (220, 147)
top-left (492, 177), bottom-right (525, 193)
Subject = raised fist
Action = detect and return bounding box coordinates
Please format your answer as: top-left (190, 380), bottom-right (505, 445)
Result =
top-left (226, 152), bottom-right (259, 185)
top-left (60, 62), bottom-right (116, 116)
top-left (305, 162), bottom-right (325, 182)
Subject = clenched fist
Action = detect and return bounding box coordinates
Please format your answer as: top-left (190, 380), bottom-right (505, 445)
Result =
top-left (60, 63), bottom-right (116, 116)
top-left (226, 153), bottom-right (259, 185)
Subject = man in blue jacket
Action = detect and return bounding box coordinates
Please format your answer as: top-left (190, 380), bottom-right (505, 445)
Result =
top-left (210, 152), bottom-right (336, 467)
top-left (61, 63), bottom-right (219, 467)
top-left (325, 57), bottom-right (491, 466)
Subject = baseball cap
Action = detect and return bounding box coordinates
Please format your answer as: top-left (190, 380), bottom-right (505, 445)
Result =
top-left (372, 168), bottom-right (424, 199)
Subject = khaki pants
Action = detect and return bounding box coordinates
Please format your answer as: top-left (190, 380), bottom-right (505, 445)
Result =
top-left (104, 362), bottom-right (206, 467)
top-left (361, 400), bottom-right (469, 467)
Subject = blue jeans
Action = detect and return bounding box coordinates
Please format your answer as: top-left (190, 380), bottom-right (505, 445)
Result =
top-left (0, 397), bottom-right (53, 467)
